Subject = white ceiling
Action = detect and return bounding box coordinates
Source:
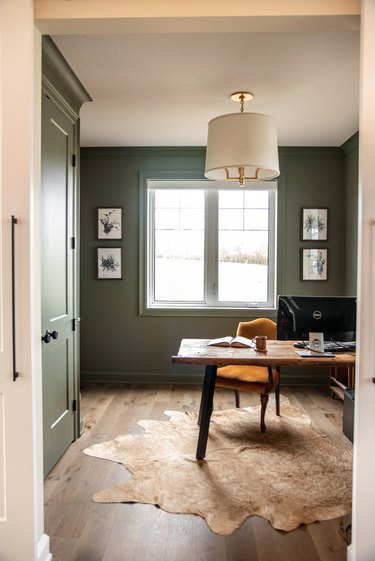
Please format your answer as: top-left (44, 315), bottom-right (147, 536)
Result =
top-left (52, 22), bottom-right (360, 148)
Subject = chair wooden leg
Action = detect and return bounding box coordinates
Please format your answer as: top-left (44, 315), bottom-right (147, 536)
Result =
top-left (275, 382), bottom-right (280, 416)
top-left (260, 393), bottom-right (269, 433)
top-left (234, 390), bottom-right (240, 408)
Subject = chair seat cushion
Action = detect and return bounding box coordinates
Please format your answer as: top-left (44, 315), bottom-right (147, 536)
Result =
top-left (216, 365), bottom-right (279, 394)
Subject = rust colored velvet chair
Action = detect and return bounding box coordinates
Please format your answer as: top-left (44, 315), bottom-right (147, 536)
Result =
top-left (215, 318), bottom-right (280, 432)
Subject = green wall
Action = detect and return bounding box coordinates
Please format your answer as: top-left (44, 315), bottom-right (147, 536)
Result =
top-left (342, 133), bottom-right (359, 295)
top-left (80, 144), bottom-right (357, 384)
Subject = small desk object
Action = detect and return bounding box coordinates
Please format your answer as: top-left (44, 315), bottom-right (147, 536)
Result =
top-left (172, 339), bottom-right (356, 460)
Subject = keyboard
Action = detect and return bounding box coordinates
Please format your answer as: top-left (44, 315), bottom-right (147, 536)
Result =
top-left (323, 341), bottom-right (356, 352)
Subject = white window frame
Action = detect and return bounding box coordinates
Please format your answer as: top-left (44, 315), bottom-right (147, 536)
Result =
top-left (139, 172), bottom-right (277, 316)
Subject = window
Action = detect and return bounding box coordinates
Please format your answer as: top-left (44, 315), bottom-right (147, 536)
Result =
top-left (142, 179), bottom-right (276, 313)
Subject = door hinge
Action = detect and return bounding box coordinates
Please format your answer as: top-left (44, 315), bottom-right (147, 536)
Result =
top-left (72, 154), bottom-right (76, 167)
top-left (71, 237), bottom-right (76, 250)
top-left (72, 399), bottom-right (77, 412)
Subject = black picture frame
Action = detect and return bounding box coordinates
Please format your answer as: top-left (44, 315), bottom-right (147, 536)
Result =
top-left (97, 247), bottom-right (122, 279)
top-left (300, 208), bottom-right (328, 241)
top-left (300, 248), bottom-right (328, 281)
top-left (97, 207), bottom-right (123, 240)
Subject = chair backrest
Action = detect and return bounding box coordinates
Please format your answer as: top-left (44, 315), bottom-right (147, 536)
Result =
top-left (236, 318), bottom-right (277, 341)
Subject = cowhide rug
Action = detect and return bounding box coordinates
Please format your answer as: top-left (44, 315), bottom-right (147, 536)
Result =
top-left (83, 396), bottom-right (352, 535)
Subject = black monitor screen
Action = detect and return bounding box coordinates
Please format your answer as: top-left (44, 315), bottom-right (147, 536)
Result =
top-left (277, 295), bottom-right (357, 341)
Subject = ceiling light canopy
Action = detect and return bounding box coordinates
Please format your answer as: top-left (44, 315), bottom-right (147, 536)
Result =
top-left (204, 92), bottom-right (280, 186)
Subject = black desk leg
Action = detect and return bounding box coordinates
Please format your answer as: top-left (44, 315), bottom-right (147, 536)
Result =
top-left (196, 364), bottom-right (217, 460)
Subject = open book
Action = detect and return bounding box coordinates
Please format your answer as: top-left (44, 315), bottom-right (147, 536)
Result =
top-left (207, 336), bottom-right (254, 348)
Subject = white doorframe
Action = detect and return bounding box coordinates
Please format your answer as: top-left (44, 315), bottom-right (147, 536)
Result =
top-left (0, 1), bottom-right (49, 559)
top-left (349, 1), bottom-right (375, 559)
top-left (33, 26), bottom-right (51, 561)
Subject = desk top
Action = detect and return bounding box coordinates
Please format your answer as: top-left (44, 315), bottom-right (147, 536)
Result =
top-left (172, 339), bottom-right (356, 368)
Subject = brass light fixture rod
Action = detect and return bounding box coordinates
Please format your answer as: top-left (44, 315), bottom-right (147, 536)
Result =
top-left (224, 167), bottom-right (261, 186)
top-left (230, 91), bottom-right (254, 113)
top-left (229, 92), bottom-right (256, 186)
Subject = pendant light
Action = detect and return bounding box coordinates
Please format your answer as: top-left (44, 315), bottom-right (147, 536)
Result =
top-left (204, 92), bottom-right (280, 186)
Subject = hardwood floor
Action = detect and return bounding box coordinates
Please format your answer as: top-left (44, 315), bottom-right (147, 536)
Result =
top-left (44, 383), bottom-right (352, 561)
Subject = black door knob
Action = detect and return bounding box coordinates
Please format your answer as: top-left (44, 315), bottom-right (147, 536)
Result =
top-left (42, 330), bottom-right (51, 343)
top-left (42, 330), bottom-right (59, 343)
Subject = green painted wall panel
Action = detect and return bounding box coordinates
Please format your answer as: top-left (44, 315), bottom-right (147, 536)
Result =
top-left (342, 133), bottom-right (359, 296)
top-left (279, 148), bottom-right (346, 295)
top-left (80, 145), bottom-right (357, 383)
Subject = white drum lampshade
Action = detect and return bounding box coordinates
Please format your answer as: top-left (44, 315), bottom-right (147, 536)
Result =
top-left (205, 110), bottom-right (280, 186)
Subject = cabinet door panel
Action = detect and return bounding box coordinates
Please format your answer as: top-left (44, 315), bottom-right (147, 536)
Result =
top-left (41, 95), bottom-right (75, 476)
top-left (0, 2), bottom-right (40, 559)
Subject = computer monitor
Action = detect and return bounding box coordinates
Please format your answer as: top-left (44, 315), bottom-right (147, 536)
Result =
top-left (276, 295), bottom-right (357, 341)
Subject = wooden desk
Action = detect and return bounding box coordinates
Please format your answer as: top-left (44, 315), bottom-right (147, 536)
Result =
top-left (172, 339), bottom-right (356, 460)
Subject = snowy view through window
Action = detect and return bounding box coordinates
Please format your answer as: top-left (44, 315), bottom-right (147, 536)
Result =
top-left (152, 188), bottom-right (270, 305)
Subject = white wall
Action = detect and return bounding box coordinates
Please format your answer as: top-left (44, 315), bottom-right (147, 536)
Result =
top-left (350, 1), bottom-right (375, 560)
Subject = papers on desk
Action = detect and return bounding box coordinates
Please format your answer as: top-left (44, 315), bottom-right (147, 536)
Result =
top-left (295, 350), bottom-right (335, 357)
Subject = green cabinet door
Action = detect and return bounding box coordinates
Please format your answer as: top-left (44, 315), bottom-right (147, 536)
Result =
top-left (41, 94), bottom-right (76, 476)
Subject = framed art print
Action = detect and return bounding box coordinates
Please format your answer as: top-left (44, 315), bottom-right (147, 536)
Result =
top-left (301, 208), bottom-right (328, 241)
top-left (97, 247), bottom-right (122, 279)
top-left (301, 249), bottom-right (328, 281)
top-left (97, 207), bottom-right (122, 239)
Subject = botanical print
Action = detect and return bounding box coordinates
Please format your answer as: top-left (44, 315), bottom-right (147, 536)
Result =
top-left (301, 249), bottom-right (327, 281)
top-left (98, 208), bottom-right (122, 239)
top-left (100, 253), bottom-right (119, 272)
top-left (302, 208), bottom-right (328, 240)
top-left (97, 248), bottom-right (122, 279)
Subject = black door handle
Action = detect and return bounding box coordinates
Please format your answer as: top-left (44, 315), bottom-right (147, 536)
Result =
top-left (42, 330), bottom-right (58, 343)
top-left (12, 216), bottom-right (19, 381)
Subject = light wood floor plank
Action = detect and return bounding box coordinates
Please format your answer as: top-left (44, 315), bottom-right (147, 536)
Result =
top-left (307, 517), bottom-right (351, 561)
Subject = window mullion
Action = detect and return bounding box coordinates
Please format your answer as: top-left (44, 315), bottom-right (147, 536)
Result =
top-left (267, 190), bottom-right (276, 307)
top-left (148, 189), bottom-right (156, 305)
top-left (205, 189), bottom-right (218, 306)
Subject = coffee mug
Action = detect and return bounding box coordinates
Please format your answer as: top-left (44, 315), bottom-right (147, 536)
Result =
top-left (254, 335), bottom-right (267, 352)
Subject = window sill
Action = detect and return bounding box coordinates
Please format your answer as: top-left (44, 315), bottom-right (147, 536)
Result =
top-left (139, 307), bottom-right (277, 318)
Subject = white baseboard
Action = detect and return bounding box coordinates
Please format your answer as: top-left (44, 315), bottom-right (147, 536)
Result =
top-left (346, 544), bottom-right (353, 561)
top-left (38, 533), bottom-right (52, 561)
